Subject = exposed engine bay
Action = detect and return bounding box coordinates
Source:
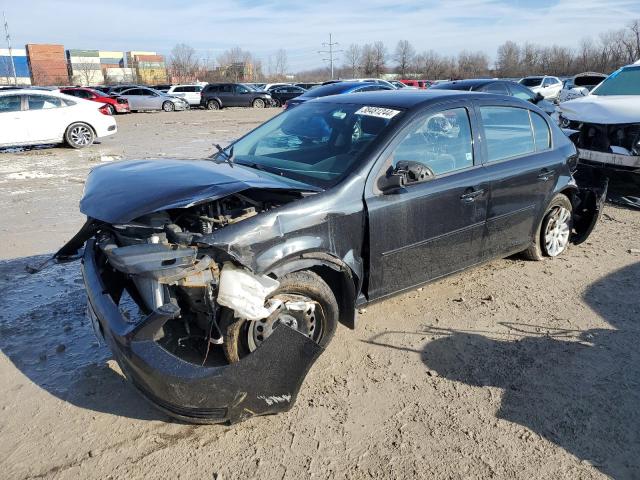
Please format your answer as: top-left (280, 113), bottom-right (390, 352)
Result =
top-left (91, 189), bottom-right (312, 366)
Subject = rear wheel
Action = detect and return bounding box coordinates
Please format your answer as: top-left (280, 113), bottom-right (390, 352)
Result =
top-left (272, 98), bottom-right (281, 107)
top-left (252, 98), bottom-right (265, 108)
top-left (162, 101), bottom-right (175, 112)
top-left (523, 194), bottom-right (573, 260)
top-left (106, 105), bottom-right (116, 115)
top-left (65, 122), bottom-right (95, 149)
top-left (221, 270), bottom-right (338, 363)
top-left (206, 99), bottom-right (220, 110)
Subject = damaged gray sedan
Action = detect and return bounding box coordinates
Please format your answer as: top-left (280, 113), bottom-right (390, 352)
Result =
top-left (53, 90), bottom-right (607, 423)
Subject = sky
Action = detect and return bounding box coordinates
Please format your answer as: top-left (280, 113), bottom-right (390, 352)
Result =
top-left (2, 0), bottom-right (640, 72)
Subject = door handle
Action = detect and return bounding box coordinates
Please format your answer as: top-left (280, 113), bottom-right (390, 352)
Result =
top-left (460, 189), bottom-right (485, 202)
top-left (537, 168), bottom-right (555, 181)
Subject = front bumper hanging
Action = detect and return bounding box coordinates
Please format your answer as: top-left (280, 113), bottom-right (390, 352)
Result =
top-left (82, 239), bottom-right (323, 424)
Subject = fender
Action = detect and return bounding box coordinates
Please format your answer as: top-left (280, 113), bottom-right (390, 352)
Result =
top-left (267, 251), bottom-right (361, 330)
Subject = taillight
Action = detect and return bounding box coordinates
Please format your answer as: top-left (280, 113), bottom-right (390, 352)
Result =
top-left (99, 104), bottom-right (111, 115)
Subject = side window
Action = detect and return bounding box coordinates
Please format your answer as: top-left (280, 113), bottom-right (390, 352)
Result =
top-left (27, 95), bottom-right (63, 110)
top-left (481, 82), bottom-right (509, 95)
top-left (391, 108), bottom-right (474, 176)
top-left (530, 111), bottom-right (551, 151)
top-left (508, 83), bottom-right (535, 101)
top-left (173, 87), bottom-right (186, 93)
top-left (235, 85), bottom-right (249, 93)
top-left (207, 85), bottom-right (219, 93)
top-left (0, 95), bottom-right (22, 112)
top-left (194, 86), bottom-right (203, 92)
top-left (480, 106), bottom-right (534, 162)
top-left (221, 85), bottom-right (233, 93)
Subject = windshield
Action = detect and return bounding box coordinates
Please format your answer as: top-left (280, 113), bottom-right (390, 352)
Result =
top-left (592, 67), bottom-right (640, 96)
top-left (520, 77), bottom-right (543, 87)
top-left (217, 102), bottom-right (403, 188)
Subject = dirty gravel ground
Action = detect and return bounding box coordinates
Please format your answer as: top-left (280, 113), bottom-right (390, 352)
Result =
top-left (1, 109), bottom-right (639, 480)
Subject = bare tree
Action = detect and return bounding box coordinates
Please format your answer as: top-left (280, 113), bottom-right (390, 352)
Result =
top-left (168, 43), bottom-right (200, 83)
top-left (360, 44), bottom-right (375, 76)
top-left (343, 44), bottom-right (361, 77)
top-left (217, 47), bottom-right (255, 82)
top-left (496, 41), bottom-right (521, 77)
top-left (394, 40), bottom-right (415, 77)
top-left (372, 41), bottom-right (387, 77)
top-left (274, 49), bottom-right (288, 80)
top-left (70, 62), bottom-right (103, 86)
top-left (457, 50), bottom-right (489, 78)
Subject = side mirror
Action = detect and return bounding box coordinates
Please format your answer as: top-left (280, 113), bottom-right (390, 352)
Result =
top-left (378, 160), bottom-right (434, 193)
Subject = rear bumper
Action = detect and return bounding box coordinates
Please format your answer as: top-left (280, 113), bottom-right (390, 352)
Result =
top-left (114, 103), bottom-right (130, 113)
top-left (81, 240), bottom-right (323, 424)
top-left (94, 118), bottom-right (117, 138)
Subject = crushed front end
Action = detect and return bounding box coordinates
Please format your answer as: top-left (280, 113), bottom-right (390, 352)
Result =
top-left (79, 190), bottom-right (324, 423)
top-left (562, 120), bottom-right (640, 170)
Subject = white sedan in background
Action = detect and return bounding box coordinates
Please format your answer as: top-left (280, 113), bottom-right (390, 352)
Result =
top-left (0, 89), bottom-right (117, 149)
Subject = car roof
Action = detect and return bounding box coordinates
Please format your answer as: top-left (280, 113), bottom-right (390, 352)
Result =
top-left (430, 79), bottom-right (497, 90)
top-left (310, 89), bottom-right (522, 110)
top-left (0, 88), bottom-right (63, 96)
top-left (302, 81), bottom-right (384, 97)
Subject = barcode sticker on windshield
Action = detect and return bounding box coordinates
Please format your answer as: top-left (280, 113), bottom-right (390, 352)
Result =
top-left (355, 106), bottom-right (401, 119)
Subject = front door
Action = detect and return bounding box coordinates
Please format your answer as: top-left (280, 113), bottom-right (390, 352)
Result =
top-left (365, 104), bottom-right (490, 300)
top-left (0, 94), bottom-right (28, 146)
top-left (476, 103), bottom-right (561, 258)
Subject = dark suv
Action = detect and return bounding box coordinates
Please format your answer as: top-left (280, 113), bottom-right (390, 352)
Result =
top-left (200, 83), bottom-right (273, 110)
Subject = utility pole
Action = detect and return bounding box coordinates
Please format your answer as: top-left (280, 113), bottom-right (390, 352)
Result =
top-left (3, 12), bottom-right (17, 85)
top-left (318, 33), bottom-right (342, 80)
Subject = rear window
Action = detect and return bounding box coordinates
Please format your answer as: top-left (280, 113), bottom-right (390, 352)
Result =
top-left (480, 106), bottom-right (534, 162)
top-left (520, 77), bottom-right (542, 87)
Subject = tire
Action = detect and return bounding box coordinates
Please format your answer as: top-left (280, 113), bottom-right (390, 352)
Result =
top-left (65, 122), bottom-right (95, 149)
top-left (221, 270), bottom-right (339, 363)
top-left (252, 98), bottom-right (266, 108)
top-left (206, 99), bottom-right (220, 110)
top-left (523, 193), bottom-right (573, 261)
top-left (162, 101), bottom-right (175, 112)
top-left (272, 98), bottom-right (281, 107)
top-left (106, 105), bottom-right (116, 115)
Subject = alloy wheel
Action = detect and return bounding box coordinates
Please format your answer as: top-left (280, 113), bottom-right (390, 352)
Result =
top-left (544, 206), bottom-right (571, 256)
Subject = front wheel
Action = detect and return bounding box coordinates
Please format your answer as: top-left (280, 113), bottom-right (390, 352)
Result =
top-left (252, 98), bottom-right (265, 108)
top-left (221, 270), bottom-right (338, 363)
top-left (523, 193), bottom-right (573, 260)
top-left (65, 122), bottom-right (95, 149)
top-left (162, 101), bottom-right (175, 112)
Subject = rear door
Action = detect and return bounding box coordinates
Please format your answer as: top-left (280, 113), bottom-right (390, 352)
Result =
top-left (0, 94), bottom-right (28, 146)
top-left (365, 102), bottom-right (490, 300)
top-left (218, 84), bottom-right (234, 106)
top-left (476, 102), bottom-right (559, 258)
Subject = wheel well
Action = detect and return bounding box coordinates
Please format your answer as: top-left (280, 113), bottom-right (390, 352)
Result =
top-left (308, 264), bottom-right (357, 330)
top-left (558, 187), bottom-right (577, 207)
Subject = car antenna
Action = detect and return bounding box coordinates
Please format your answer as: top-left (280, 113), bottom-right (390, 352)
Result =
top-left (210, 143), bottom-right (234, 167)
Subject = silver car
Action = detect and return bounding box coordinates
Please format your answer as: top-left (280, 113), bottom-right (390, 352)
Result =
top-left (118, 87), bottom-right (189, 112)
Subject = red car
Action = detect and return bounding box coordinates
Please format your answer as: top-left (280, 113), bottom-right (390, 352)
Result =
top-left (59, 87), bottom-right (130, 114)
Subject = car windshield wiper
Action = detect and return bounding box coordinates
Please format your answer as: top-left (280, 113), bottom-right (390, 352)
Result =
top-left (210, 143), bottom-right (234, 167)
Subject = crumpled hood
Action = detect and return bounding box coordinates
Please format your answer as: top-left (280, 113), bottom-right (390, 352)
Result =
top-left (80, 159), bottom-right (318, 223)
top-left (559, 95), bottom-right (640, 124)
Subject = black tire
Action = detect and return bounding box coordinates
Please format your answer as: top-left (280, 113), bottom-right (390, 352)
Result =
top-left (206, 99), bottom-right (220, 110)
top-left (65, 122), bottom-right (95, 149)
top-left (272, 98), bottom-right (281, 107)
top-left (523, 193), bottom-right (573, 261)
top-left (106, 104), bottom-right (116, 115)
top-left (162, 101), bottom-right (175, 112)
top-left (252, 98), bottom-right (266, 108)
top-left (221, 270), bottom-right (338, 363)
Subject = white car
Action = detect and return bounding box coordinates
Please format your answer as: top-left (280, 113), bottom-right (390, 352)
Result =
top-left (0, 89), bottom-right (117, 149)
top-left (165, 84), bottom-right (204, 106)
top-left (262, 83), bottom-right (291, 91)
top-left (558, 63), bottom-right (640, 169)
top-left (519, 76), bottom-right (563, 100)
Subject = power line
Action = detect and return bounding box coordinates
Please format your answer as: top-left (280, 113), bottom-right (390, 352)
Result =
top-left (318, 33), bottom-right (342, 79)
top-left (2, 12), bottom-right (17, 85)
